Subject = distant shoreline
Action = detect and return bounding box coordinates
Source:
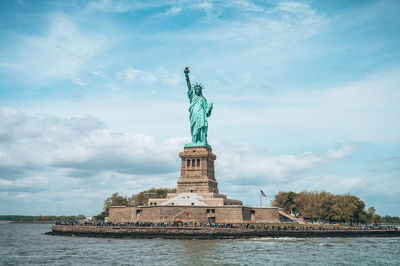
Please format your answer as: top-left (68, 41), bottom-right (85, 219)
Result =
top-left (0, 220), bottom-right (55, 224)
top-left (49, 225), bottom-right (400, 239)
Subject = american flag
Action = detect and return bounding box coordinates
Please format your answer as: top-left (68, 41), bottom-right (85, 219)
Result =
top-left (260, 190), bottom-right (267, 197)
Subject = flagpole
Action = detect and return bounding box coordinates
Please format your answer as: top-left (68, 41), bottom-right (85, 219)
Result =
top-left (259, 189), bottom-right (267, 206)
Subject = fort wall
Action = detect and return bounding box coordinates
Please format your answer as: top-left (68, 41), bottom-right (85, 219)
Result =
top-left (109, 206), bottom-right (282, 224)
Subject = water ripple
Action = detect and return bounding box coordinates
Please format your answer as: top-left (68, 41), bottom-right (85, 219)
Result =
top-left (0, 222), bottom-right (399, 265)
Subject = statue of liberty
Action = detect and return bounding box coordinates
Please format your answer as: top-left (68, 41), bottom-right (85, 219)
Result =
top-left (184, 66), bottom-right (213, 147)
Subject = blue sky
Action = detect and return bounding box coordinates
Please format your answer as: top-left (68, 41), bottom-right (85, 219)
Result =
top-left (0, 0), bottom-right (399, 216)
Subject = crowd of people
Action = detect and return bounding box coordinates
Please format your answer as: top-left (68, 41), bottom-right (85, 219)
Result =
top-left (54, 220), bottom-right (398, 231)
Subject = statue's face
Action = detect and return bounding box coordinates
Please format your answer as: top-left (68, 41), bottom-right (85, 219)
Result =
top-left (195, 87), bottom-right (201, 95)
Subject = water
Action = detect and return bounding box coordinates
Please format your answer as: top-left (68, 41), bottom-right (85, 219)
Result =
top-left (1, 222), bottom-right (399, 265)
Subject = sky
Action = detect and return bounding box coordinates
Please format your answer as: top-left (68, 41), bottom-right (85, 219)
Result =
top-left (0, 0), bottom-right (399, 216)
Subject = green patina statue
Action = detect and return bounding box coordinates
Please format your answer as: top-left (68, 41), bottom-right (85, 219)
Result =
top-left (184, 66), bottom-right (213, 147)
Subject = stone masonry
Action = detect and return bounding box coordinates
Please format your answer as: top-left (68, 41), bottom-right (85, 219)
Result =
top-left (108, 145), bottom-right (286, 224)
top-left (109, 205), bottom-right (282, 224)
top-left (177, 146), bottom-right (218, 193)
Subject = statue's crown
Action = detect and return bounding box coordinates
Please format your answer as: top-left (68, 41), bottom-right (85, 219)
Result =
top-left (193, 82), bottom-right (204, 90)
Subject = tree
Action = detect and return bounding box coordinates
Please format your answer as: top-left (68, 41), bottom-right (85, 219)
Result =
top-left (359, 206), bottom-right (378, 225)
top-left (367, 206), bottom-right (376, 215)
top-left (367, 206), bottom-right (382, 225)
top-left (271, 191), bottom-right (298, 214)
top-left (295, 191), bottom-right (320, 223)
top-left (322, 194), bottom-right (365, 225)
top-left (319, 192), bottom-right (336, 222)
top-left (273, 190), bottom-right (369, 225)
top-left (128, 187), bottom-right (176, 207)
top-left (330, 194), bottom-right (357, 224)
top-left (358, 209), bottom-right (370, 224)
top-left (95, 192), bottom-right (129, 220)
top-left (95, 188), bottom-right (176, 220)
top-left (349, 195), bottom-right (365, 225)
top-left (372, 214), bottom-right (382, 224)
top-left (381, 215), bottom-right (400, 223)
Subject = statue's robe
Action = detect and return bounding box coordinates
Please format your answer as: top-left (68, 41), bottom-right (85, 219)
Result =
top-left (188, 89), bottom-right (210, 143)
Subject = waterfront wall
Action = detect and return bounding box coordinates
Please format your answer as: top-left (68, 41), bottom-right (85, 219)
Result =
top-left (50, 225), bottom-right (400, 239)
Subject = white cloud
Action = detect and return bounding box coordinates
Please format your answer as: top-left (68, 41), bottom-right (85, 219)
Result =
top-left (277, 2), bottom-right (316, 17)
top-left (198, 1), bottom-right (213, 10)
top-left (209, 69), bottom-right (400, 148)
top-left (92, 70), bottom-right (107, 78)
top-left (116, 67), bottom-right (157, 83)
top-left (159, 70), bottom-right (181, 86)
top-left (86, 0), bottom-right (135, 13)
top-left (0, 179), bottom-right (12, 186)
top-left (167, 1), bottom-right (327, 45)
top-left (0, 107), bottom-right (184, 214)
top-left (326, 145), bottom-right (363, 159)
top-left (215, 141), bottom-right (363, 185)
top-left (0, 107), bottom-right (398, 215)
top-left (105, 83), bottom-right (119, 91)
top-left (85, 0), bottom-right (172, 13)
top-left (214, 141), bottom-right (400, 211)
top-left (0, 61), bottom-right (21, 70)
top-left (227, 0), bottom-right (263, 12)
top-left (85, 0), bottom-right (263, 16)
top-left (162, 6), bottom-right (183, 16)
top-left (0, 107), bottom-right (181, 180)
top-left (71, 77), bottom-right (87, 86)
top-left (5, 15), bottom-right (112, 82)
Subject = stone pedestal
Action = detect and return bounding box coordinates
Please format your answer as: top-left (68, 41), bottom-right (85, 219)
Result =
top-left (177, 146), bottom-right (219, 194)
top-left (147, 145), bottom-right (242, 207)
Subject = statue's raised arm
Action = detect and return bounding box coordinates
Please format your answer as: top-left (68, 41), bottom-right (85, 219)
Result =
top-left (184, 66), bottom-right (191, 91)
